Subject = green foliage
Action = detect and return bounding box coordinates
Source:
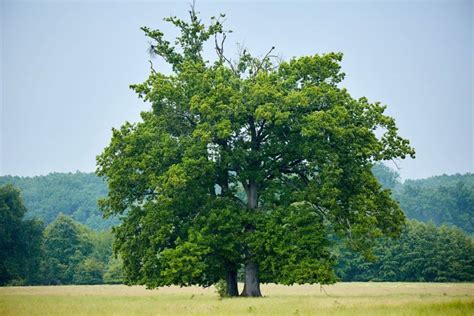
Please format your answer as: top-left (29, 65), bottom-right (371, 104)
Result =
top-left (0, 184), bottom-right (124, 287)
top-left (97, 7), bottom-right (414, 295)
top-left (41, 214), bottom-right (94, 284)
top-left (337, 220), bottom-right (474, 282)
top-left (73, 258), bottom-right (104, 285)
top-left (394, 176), bottom-right (474, 234)
top-left (2, 177), bottom-right (472, 286)
top-left (250, 204), bottom-right (336, 285)
top-left (0, 172), bottom-right (115, 231)
top-left (371, 163), bottom-right (401, 190)
top-left (372, 166), bottom-right (474, 234)
top-left (89, 230), bottom-right (114, 264)
top-left (39, 214), bottom-right (119, 285)
top-left (103, 256), bottom-right (124, 284)
top-left (214, 279), bottom-right (229, 298)
top-left (0, 185), bottom-right (44, 285)
top-left (402, 173), bottom-right (474, 189)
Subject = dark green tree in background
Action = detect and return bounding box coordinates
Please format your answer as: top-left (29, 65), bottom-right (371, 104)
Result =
top-left (41, 214), bottom-right (94, 284)
top-left (38, 214), bottom-right (121, 285)
top-left (0, 185), bottom-right (43, 285)
top-left (97, 7), bottom-right (415, 296)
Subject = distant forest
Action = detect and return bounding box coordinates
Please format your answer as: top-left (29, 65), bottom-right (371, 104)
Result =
top-left (1, 166), bottom-right (472, 234)
top-left (0, 172), bottom-right (117, 231)
top-left (1, 166), bottom-right (473, 285)
top-left (372, 165), bottom-right (474, 234)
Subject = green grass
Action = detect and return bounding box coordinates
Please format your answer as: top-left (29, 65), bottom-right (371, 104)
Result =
top-left (0, 283), bottom-right (473, 315)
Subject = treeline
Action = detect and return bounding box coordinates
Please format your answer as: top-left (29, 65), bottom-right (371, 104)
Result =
top-left (0, 172), bottom-right (117, 231)
top-left (0, 185), bottom-right (123, 286)
top-left (2, 182), bottom-right (473, 286)
top-left (336, 221), bottom-right (474, 282)
top-left (1, 167), bottom-right (473, 285)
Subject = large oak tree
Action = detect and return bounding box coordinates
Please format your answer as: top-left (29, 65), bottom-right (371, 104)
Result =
top-left (97, 7), bottom-right (414, 297)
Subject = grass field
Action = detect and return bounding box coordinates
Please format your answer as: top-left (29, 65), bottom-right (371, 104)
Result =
top-left (0, 283), bottom-right (473, 315)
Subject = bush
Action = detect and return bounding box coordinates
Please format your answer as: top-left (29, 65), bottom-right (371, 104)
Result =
top-left (214, 279), bottom-right (228, 298)
top-left (73, 258), bottom-right (104, 285)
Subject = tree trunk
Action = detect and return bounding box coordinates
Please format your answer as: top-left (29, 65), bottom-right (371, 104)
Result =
top-left (241, 260), bottom-right (262, 297)
top-left (240, 180), bottom-right (262, 297)
top-left (247, 180), bottom-right (258, 209)
top-left (225, 268), bottom-right (239, 297)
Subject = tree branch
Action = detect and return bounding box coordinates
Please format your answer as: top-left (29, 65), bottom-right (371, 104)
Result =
top-left (256, 119), bottom-right (267, 142)
top-left (148, 60), bottom-right (157, 74)
top-left (254, 46), bottom-right (275, 75)
top-left (214, 33), bottom-right (238, 75)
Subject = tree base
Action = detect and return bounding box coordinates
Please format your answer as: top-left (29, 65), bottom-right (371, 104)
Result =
top-left (240, 261), bottom-right (262, 297)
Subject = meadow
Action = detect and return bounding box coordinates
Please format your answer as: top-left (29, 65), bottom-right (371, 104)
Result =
top-left (0, 283), bottom-right (473, 315)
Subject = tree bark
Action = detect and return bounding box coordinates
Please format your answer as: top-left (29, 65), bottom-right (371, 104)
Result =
top-left (240, 179), bottom-right (262, 297)
top-left (247, 180), bottom-right (258, 209)
top-left (241, 260), bottom-right (262, 297)
top-left (225, 268), bottom-right (239, 297)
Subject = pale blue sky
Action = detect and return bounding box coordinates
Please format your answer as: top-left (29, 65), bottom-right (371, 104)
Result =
top-left (1, 0), bottom-right (472, 179)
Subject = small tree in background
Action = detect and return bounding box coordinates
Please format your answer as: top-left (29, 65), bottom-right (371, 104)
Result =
top-left (41, 214), bottom-right (93, 284)
top-left (97, 5), bottom-right (415, 297)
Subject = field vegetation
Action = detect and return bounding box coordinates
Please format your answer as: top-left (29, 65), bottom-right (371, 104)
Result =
top-left (1, 283), bottom-right (473, 315)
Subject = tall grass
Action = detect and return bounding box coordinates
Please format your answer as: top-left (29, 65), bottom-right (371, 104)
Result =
top-left (1, 283), bottom-right (472, 315)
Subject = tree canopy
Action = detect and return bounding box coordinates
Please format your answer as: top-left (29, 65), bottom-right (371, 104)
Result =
top-left (97, 7), bottom-right (414, 296)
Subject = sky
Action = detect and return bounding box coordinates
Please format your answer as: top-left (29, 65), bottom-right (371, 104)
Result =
top-left (1, 0), bottom-right (472, 180)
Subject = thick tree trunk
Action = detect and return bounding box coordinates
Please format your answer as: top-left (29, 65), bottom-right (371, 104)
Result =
top-left (241, 260), bottom-right (262, 297)
top-left (225, 268), bottom-right (239, 297)
top-left (247, 180), bottom-right (258, 209)
top-left (241, 180), bottom-right (262, 297)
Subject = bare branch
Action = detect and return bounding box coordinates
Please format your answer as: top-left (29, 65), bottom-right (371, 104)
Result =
top-left (148, 60), bottom-right (157, 74)
top-left (254, 46), bottom-right (276, 75)
top-left (263, 46), bottom-right (276, 61)
top-left (390, 159), bottom-right (401, 170)
top-left (214, 33), bottom-right (238, 75)
top-left (189, 0), bottom-right (197, 16)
